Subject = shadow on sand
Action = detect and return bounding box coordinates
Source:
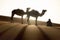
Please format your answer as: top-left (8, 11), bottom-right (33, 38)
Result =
top-left (37, 26), bottom-right (50, 40)
top-left (15, 26), bottom-right (27, 40)
top-left (0, 26), bottom-right (15, 37)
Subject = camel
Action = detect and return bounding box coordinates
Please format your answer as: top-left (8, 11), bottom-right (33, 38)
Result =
top-left (11, 8), bottom-right (30, 24)
top-left (27, 9), bottom-right (47, 25)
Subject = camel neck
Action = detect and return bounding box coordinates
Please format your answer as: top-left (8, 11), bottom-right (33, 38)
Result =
top-left (39, 12), bottom-right (45, 16)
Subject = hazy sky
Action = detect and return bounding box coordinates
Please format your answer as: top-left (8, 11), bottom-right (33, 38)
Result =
top-left (0, 0), bottom-right (60, 24)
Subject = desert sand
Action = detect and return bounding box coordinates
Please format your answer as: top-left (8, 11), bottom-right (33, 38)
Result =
top-left (0, 15), bottom-right (60, 40)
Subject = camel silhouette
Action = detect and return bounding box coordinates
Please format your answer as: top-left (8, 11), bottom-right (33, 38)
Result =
top-left (27, 9), bottom-right (47, 25)
top-left (11, 8), bottom-right (47, 25)
top-left (11, 8), bottom-right (30, 24)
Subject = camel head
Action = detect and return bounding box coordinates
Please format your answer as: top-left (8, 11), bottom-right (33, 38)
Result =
top-left (42, 10), bottom-right (47, 13)
top-left (27, 8), bottom-right (30, 11)
top-left (26, 7), bottom-right (30, 14)
top-left (26, 8), bottom-right (30, 12)
top-left (39, 9), bottom-right (47, 16)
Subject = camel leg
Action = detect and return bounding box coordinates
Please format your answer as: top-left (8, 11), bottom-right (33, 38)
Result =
top-left (21, 15), bottom-right (23, 24)
top-left (11, 13), bottom-right (14, 23)
top-left (27, 16), bottom-right (30, 25)
top-left (35, 17), bottom-right (37, 26)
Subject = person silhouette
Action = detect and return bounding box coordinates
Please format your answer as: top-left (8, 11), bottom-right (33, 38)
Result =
top-left (47, 19), bottom-right (52, 26)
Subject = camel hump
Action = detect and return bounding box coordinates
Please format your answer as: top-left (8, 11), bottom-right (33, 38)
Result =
top-left (30, 10), bottom-right (39, 14)
top-left (12, 9), bottom-right (25, 14)
top-left (17, 9), bottom-right (24, 12)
